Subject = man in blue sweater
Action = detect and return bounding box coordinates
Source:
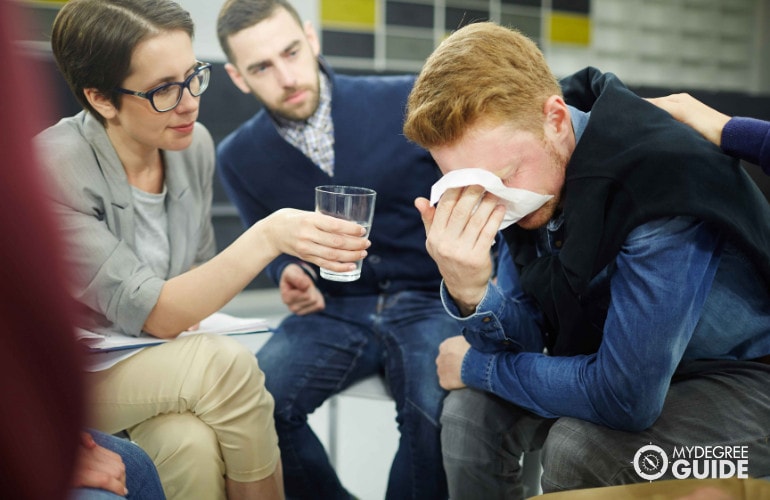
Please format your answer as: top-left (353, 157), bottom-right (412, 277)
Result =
top-left (215, 1), bottom-right (457, 498)
top-left (403, 22), bottom-right (770, 498)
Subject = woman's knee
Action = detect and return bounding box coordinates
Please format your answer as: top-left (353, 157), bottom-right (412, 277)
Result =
top-left (197, 335), bottom-right (261, 375)
top-left (130, 413), bottom-right (225, 499)
top-left (192, 335), bottom-right (270, 397)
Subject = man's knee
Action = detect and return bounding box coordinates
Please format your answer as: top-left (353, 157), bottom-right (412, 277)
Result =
top-left (441, 390), bottom-right (534, 499)
top-left (442, 388), bottom-right (497, 426)
top-left (441, 389), bottom-right (487, 438)
top-left (541, 417), bottom-right (636, 492)
top-left (441, 389), bottom-right (522, 463)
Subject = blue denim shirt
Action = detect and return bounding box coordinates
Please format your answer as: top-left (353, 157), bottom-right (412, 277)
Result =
top-left (449, 219), bottom-right (770, 430)
top-left (447, 108), bottom-right (770, 432)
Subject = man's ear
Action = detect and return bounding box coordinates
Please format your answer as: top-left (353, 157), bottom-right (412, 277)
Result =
top-left (303, 20), bottom-right (321, 57)
top-left (542, 95), bottom-right (571, 140)
top-left (224, 62), bottom-right (252, 95)
top-left (83, 88), bottom-right (117, 121)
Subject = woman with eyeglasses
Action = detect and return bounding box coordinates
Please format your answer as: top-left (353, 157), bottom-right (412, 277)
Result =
top-left (34, 1), bottom-right (369, 499)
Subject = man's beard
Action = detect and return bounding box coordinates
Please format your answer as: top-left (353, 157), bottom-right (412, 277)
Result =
top-left (517, 140), bottom-right (567, 230)
top-left (273, 86), bottom-right (320, 121)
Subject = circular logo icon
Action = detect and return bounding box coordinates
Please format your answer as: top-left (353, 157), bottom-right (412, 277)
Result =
top-left (633, 444), bottom-right (668, 481)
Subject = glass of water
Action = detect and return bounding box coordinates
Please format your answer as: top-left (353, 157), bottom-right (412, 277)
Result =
top-left (314, 185), bottom-right (376, 281)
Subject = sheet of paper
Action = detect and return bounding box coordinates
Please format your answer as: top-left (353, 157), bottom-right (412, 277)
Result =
top-left (77, 312), bottom-right (270, 371)
top-left (188, 312), bottom-right (270, 335)
top-left (429, 168), bottom-right (553, 229)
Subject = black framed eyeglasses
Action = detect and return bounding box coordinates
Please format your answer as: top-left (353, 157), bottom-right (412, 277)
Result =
top-left (114, 62), bottom-right (212, 112)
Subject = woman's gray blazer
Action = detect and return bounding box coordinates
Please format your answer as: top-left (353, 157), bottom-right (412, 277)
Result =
top-left (35, 111), bottom-right (217, 336)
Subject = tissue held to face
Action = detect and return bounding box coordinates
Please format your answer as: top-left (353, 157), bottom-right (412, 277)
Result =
top-left (428, 120), bottom-right (567, 230)
top-left (429, 168), bottom-right (552, 230)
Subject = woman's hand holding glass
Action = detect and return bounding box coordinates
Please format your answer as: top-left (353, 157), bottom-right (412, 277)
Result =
top-left (260, 208), bottom-right (371, 273)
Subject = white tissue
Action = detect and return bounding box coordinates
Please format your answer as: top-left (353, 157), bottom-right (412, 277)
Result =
top-left (429, 168), bottom-right (553, 230)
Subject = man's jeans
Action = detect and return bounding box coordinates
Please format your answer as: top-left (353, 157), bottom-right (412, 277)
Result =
top-left (257, 290), bottom-right (460, 500)
top-left (441, 360), bottom-right (770, 500)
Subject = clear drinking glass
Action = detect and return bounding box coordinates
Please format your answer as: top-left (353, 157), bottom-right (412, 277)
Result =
top-left (314, 185), bottom-right (376, 281)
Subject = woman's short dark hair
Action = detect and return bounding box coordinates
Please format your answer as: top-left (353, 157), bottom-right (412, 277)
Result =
top-left (51, 0), bottom-right (194, 123)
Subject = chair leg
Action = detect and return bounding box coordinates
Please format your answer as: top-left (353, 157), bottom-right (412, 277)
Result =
top-left (327, 396), bottom-right (339, 468)
top-left (521, 449), bottom-right (543, 497)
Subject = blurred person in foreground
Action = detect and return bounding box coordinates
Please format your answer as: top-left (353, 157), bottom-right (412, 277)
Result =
top-left (0, 1), bottom-right (84, 497)
top-left (1, 2), bottom-right (162, 499)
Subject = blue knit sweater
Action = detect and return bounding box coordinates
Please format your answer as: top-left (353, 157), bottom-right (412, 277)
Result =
top-left (216, 66), bottom-right (443, 296)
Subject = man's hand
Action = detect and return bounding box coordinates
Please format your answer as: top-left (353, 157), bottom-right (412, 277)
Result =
top-left (71, 432), bottom-right (128, 496)
top-left (280, 264), bottom-right (325, 315)
top-left (436, 335), bottom-right (471, 390)
top-left (415, 185), bottom-right (505, 315)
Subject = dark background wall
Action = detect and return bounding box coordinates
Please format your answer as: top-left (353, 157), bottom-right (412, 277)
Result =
top-left (26, 48), bottom-right (770, 289)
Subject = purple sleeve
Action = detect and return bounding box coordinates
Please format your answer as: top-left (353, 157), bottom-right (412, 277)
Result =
top-left (721, 116), bottom-right (770, 175)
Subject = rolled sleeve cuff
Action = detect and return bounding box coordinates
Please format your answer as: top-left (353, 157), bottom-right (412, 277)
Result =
top-left (439, 278), bottom-right (506, 319)
top-left (439, 279), bottom-right (471, 319)
top-left (440, 280), bottom-right (521, 352)
top-left (461, 347), bottom-right (498, 392)
top-left (115, 273), bottom-right (164, 336)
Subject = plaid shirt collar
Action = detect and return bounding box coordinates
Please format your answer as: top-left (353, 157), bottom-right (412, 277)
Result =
top-left (270, 67), bottom-right (334, 175)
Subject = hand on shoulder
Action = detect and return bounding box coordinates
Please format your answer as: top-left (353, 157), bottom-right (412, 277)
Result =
top-left (646, 93), bottom-right (731, 147)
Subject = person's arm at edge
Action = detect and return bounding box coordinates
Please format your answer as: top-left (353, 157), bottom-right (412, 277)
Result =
top-left (648, 93), bottom-right (770, 173)
top-left (721, 116), bottom-right (770, 175)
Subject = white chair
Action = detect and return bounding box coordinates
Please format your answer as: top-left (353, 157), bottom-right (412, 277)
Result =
top-left (327, 374), bottom-right (391, 468)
